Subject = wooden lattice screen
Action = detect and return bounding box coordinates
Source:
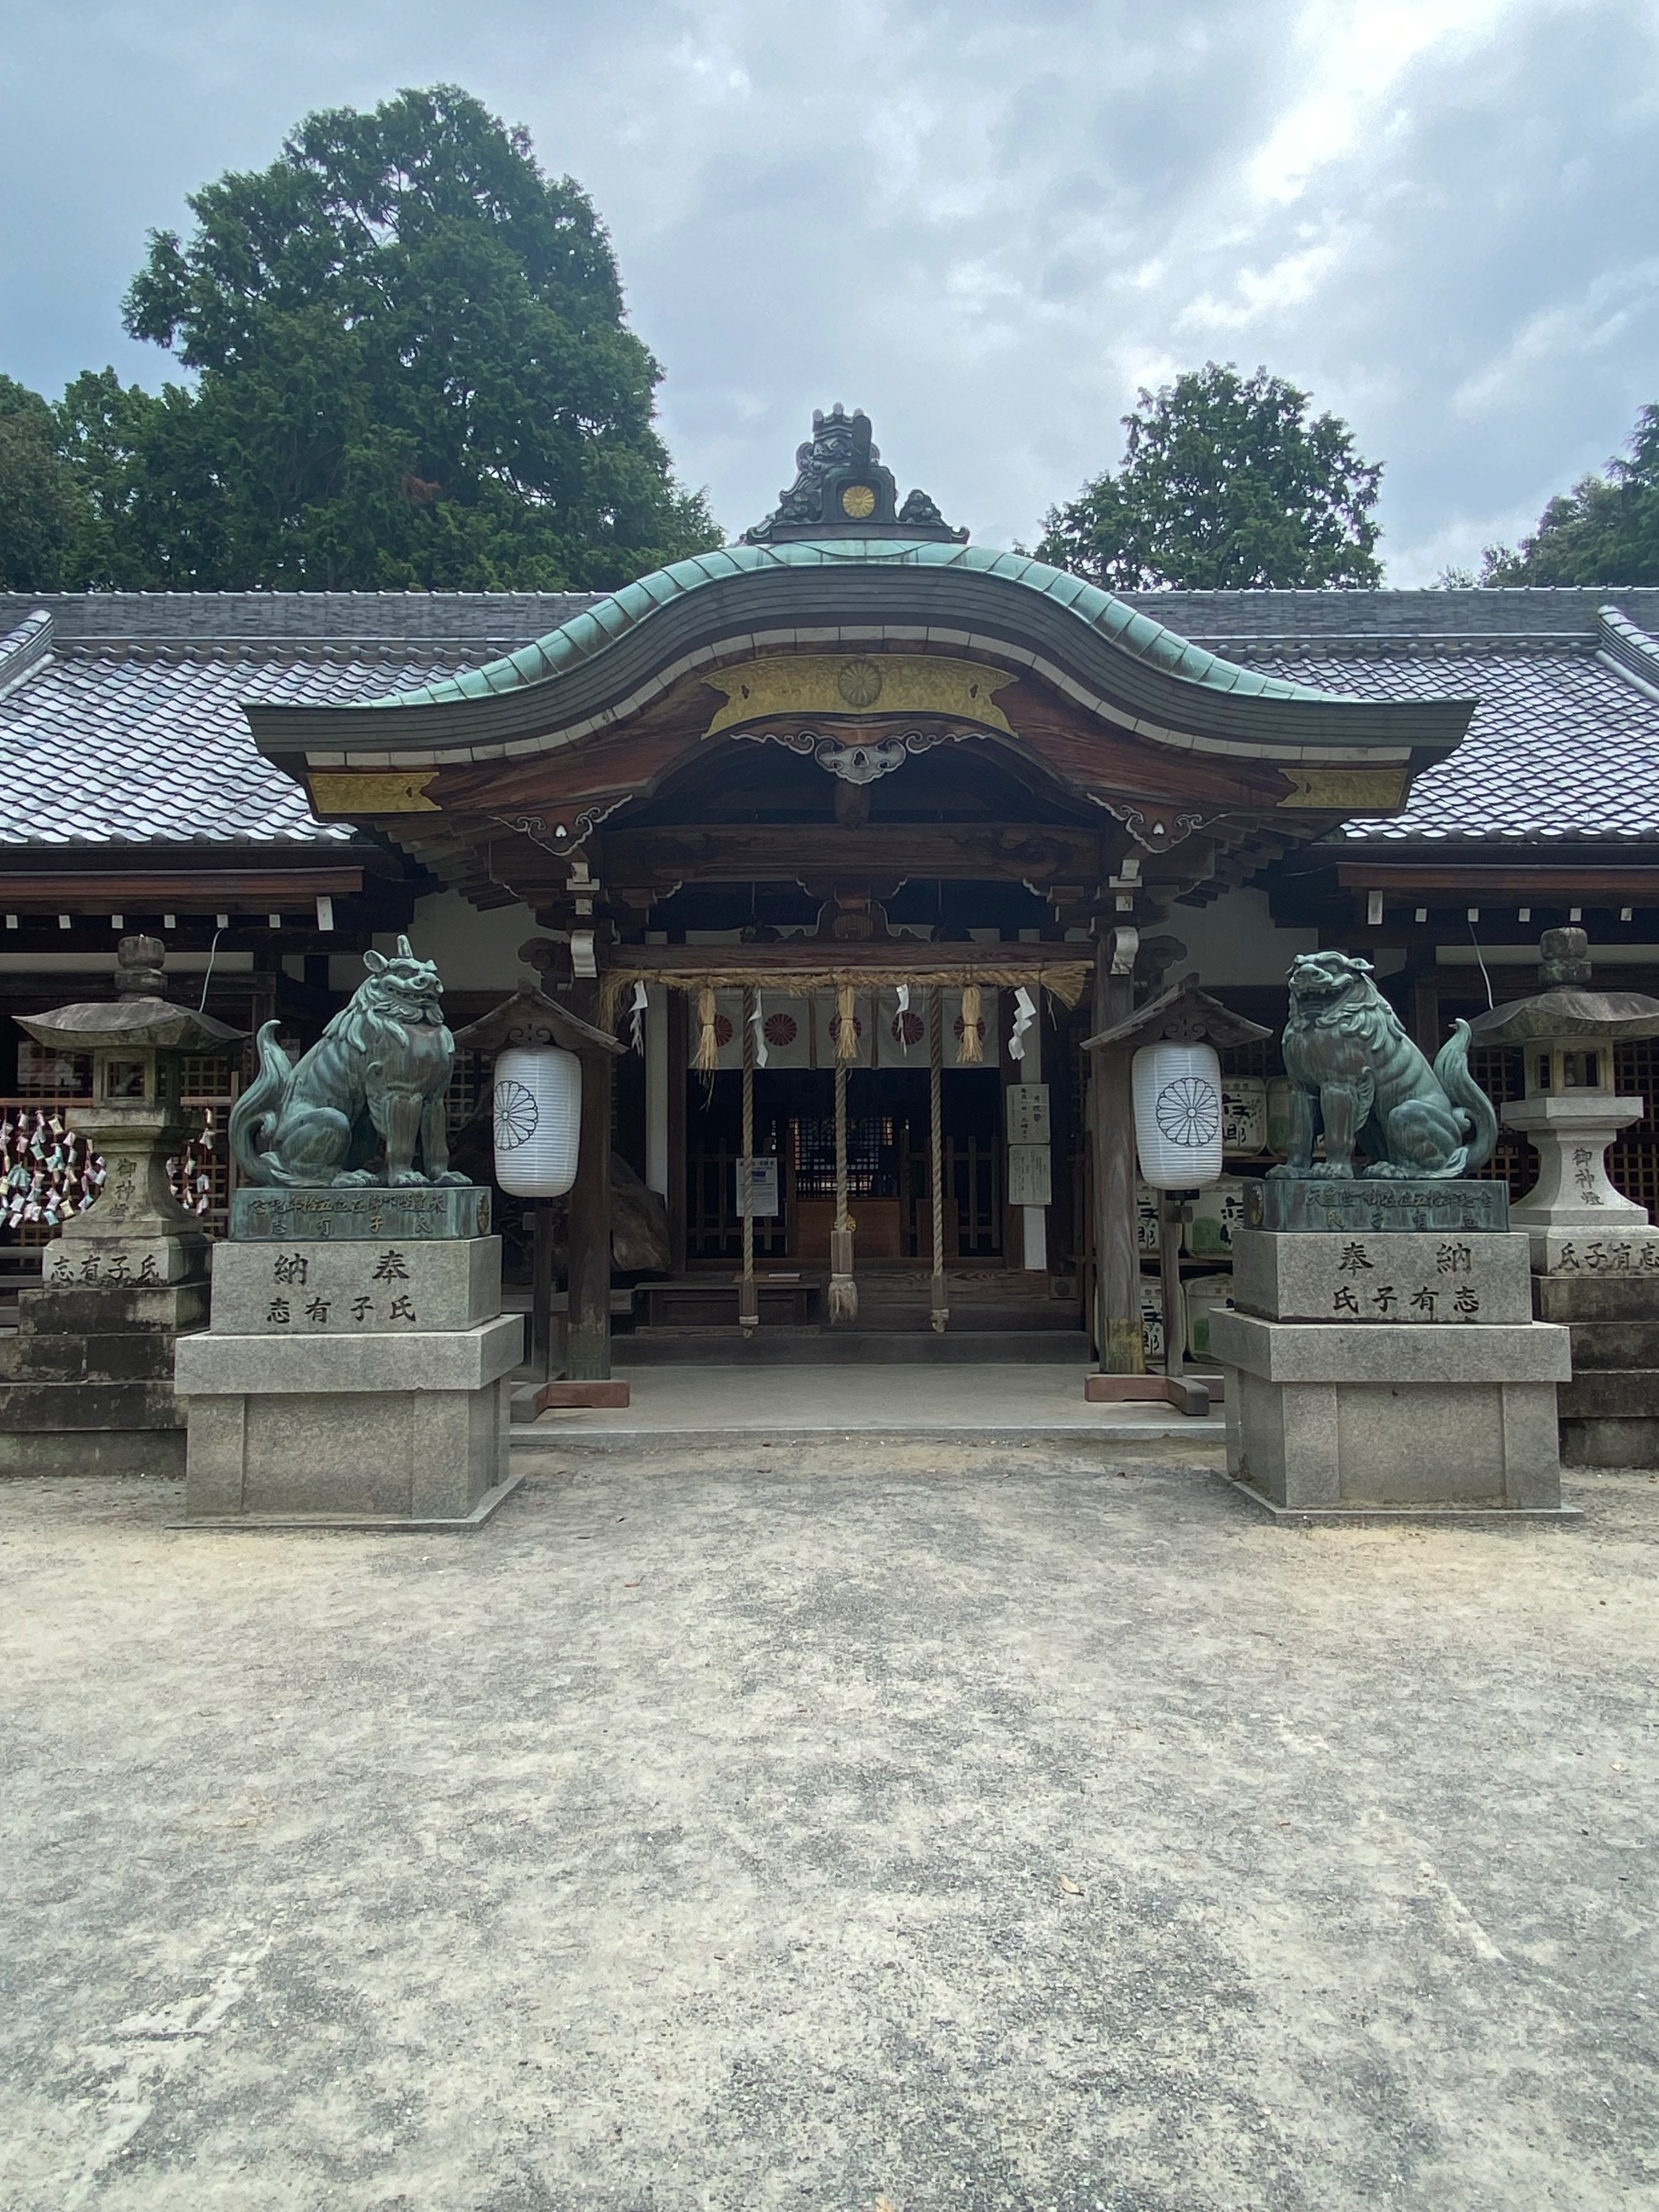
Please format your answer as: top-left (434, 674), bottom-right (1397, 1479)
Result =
top-left (2, 1053), bottom-right (241, 1244)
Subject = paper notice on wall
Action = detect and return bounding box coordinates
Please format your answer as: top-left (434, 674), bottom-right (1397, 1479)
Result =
top-left (1005, 1083), bottom-right (1051, 1144)
top-left (735, 1157), bottom-right (781, 1217)
top-left (1006, 1144), bottom-right (1052, 1207)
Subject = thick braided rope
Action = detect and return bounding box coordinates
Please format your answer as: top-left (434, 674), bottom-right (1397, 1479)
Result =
top-left (828, 1058), bottom-right (857, 1322)
top-left (739, 984), bottom-right (757, 1334)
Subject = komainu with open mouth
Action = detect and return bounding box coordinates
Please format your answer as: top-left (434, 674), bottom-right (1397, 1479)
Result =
top-left (1269, 951), bottom-right (1497, 1181)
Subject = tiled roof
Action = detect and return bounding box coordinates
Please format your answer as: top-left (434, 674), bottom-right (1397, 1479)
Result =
top-left (1116, 585), bottom-right (1659, 642)
top-left (2, 586), bottom-right (1658, 848)
top-left (1220, 641), bottom-right (1659, 841)
top-left (0, 590), bottom-right (599, 645)
top-left (0, 624), bottom-right (480, 845)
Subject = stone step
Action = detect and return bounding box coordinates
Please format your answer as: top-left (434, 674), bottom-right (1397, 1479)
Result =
top-left (615, 1328), bottom-right (1094, 1367)
top-left (1555, 1320), bottom-right (1659, 1369)
top-left (1558, 1369), bottom-right (1659, 1420)
top-left (0, 1330), bottom-right (179, 1383)
top-left (1536, 1275), bottom-right (1659, 1323)
top-left (0, 1377), bottom-right (182, 1435)
top-left (1560, 1415), bottom-right (1659, 1468)
top-left (633, 1304), bottom-right (1080, 1337)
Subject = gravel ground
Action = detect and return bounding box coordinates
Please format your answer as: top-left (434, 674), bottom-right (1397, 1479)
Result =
top-left (2, 1447), bottom-right (1655, 2212)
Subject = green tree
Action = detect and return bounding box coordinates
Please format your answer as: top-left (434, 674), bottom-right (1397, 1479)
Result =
top-left (1037, 362), bottom-right (1383, 590)
top-left (1479, 406), bottom-right (1659, 585)
top-left (0, 376), bottom-right (91, 591)
top-left (81, 84), bottom-right (719, 590)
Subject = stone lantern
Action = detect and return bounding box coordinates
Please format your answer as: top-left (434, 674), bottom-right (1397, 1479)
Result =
top-left (1468, 928), bottom-right (1659, 1469)
top-left (1467, 928), bottom-right (1659, 1272)
top-left (0, 936), bottom-right (244, 1475)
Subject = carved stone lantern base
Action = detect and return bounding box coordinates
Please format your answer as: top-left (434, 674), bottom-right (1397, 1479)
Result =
top-left (0, 937), bottom-right (243, 1476)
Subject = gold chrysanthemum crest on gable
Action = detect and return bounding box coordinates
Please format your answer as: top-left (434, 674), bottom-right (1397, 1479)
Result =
top-left (702, 655), bottom-right (1018, 737)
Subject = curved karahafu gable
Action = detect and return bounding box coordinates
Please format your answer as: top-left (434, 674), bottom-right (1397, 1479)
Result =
top-left (245, 539), bottom-right (1475, 789)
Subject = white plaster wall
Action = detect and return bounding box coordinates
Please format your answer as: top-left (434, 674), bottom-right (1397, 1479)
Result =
top-left (367, 890), bottom-right (540, 994)
top-left (1163, 888), bottom-right (1319, 988)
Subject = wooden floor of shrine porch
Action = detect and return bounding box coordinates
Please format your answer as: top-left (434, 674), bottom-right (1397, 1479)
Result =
top-left (511, 1258), bottom-right (1089, 1366)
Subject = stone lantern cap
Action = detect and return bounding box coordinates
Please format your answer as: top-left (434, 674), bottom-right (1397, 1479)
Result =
top-left (15, 935), bottom-right (244, 1055)
top-left (1466, 928), bottom-right (1659, 1047)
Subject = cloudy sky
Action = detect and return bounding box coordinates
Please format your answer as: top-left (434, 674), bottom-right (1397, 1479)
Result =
top-left (4, 0), bottom-right (1658, 580)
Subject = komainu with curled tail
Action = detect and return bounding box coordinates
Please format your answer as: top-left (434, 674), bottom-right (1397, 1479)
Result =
top-left (230, 938), bottom-right (468, 1188)
top-left (1269, 951), bottom-right (1497, 1181)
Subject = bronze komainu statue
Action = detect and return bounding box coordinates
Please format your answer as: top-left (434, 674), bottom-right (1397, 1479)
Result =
top-left (1269, 951), bottom-right (1497, 1181)
top-left (230, 938), bottom-right (468, 1188)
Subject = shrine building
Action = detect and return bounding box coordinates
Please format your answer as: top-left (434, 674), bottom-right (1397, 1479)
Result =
top-left (4, 406), bottom-right (1659, 1372)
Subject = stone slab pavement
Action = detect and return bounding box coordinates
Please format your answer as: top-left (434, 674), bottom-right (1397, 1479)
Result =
top-left (2, 1447), bottom-right (1655, 2212)
top-left (513, 1363), bottom-right (1227, 1449)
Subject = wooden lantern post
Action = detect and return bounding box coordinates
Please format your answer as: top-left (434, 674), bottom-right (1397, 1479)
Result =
top-left (1090, 924), bottom-right (1143, 1373)
top-left (1082, 969), bottom-right (1269, 1412)
top-left (453, 985), bottom-right (625, 1385)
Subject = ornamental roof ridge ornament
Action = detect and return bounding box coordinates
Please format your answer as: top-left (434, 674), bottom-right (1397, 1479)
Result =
top-left (741, 404), bottom-right (969, 545)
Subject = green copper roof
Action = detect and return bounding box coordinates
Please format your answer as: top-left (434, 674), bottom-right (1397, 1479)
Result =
top-left (365, 540), bottom-right (1349, 712)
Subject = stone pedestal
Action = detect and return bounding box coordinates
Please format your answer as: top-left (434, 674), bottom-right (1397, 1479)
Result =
top-left (1, 936), bottom-right (245, 1478)
top-left (176, 1223), bottom-right (524, 1528)
top-left (1501, 1093), bottom-right (1659, 1269)
top-left (1212, 1226), bottom-right (1575, 1519)
top-left (0, 1271), bottom-right (208, 1476)
top-left (1535, 1270), bottom-right (1659, 1467)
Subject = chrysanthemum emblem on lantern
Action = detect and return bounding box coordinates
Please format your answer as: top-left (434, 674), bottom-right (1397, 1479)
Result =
top-left (492, 1046), bottom-right (581, 1197)
top-left (1132, 1041), bottom-right (1225, 1189)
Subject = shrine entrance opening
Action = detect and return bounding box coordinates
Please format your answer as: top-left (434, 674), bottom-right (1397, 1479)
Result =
top-left (685, 1066), bottom-right (1005, 1266)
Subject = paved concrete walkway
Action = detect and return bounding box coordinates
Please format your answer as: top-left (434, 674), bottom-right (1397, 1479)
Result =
top-left (517, 1361), bottom-right (1225, 1449)
top-left (3, 1449), bottom-right (1655, 2211)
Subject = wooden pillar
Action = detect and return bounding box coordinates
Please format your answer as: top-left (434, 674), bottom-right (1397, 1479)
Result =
top-left (1091, 928), bottom-right (1145, 1373)
top-left (1159, 1191), bottom-right (1184, 1379)
top-left (666, 991), bottom-right (688, 1273)
top-left (1411, 971), bottom-right (1441, 1059)
top-left (567, 1035), bottom-right (613, 1381)
top-left (645, 985), bottom-right (669, 1198)
top-left (531, 1203), bottom-right (556, 1383)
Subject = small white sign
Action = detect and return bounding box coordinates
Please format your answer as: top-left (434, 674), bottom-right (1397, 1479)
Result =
top-left (1005, 1083), bottom-right (1051, 1144)
top-left (1007, 1144), bottom-right (1052, 1208)
top-left (735, 1157), bottom-right (780, 1218)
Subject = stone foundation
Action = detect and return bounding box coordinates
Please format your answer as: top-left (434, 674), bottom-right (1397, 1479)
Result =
top-left (1536, 1272), bottom-right (1659, 1467)
top-left (175, 1232), bottom-right (522, 1527)
top-left (0, 1274), bottom-right (208, 1477)
top-left (1212, 1226), bottom-right (1573, 1517)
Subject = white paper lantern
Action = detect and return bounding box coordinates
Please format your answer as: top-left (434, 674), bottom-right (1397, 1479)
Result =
top-left (1132, 1040), bottom-right (1225, 1189)
top-left (492, 1046), bottom-right (582, 1197)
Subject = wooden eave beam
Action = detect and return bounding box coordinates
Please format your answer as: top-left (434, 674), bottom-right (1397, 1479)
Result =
top-left (1335, 862), bottom-right (1659, 896)
top-left (0, 867), bottom-right (366, 909)
top-left (597, 822), bottom-right (1109, 886)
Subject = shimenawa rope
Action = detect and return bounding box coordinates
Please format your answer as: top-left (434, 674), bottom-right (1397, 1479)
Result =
top-left (828, 1058), bottom-right (857, 1322)
top-left (929, 985), bottom-right (949, 1334)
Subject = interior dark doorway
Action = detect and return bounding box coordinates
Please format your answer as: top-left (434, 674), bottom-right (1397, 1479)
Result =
top-left (685, 1068), bottom-right (1004, 1264)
